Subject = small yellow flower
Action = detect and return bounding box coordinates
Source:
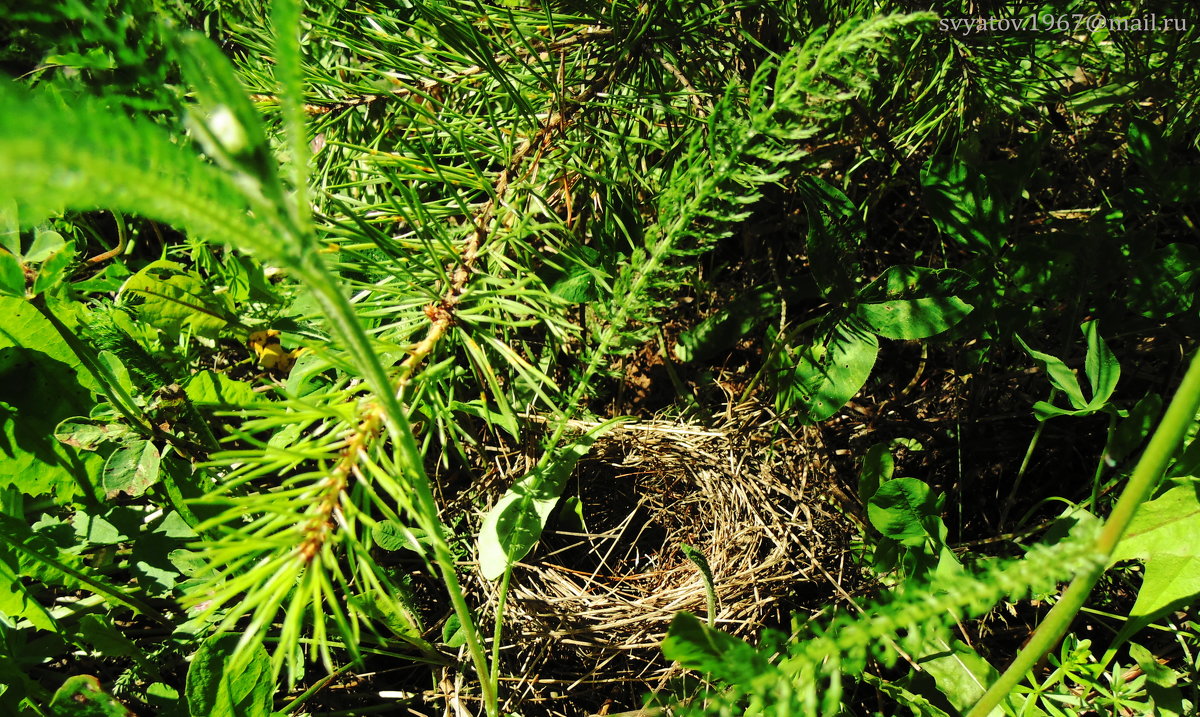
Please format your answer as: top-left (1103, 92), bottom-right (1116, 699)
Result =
top-left (248, 329), bottom-right (305, 374)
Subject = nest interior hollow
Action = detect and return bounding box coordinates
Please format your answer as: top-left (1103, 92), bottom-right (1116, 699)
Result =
top-left (470, 408), bottom-right (859, 714)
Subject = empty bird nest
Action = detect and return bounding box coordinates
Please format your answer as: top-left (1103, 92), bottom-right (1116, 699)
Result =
top-left (464, 402), bottom-right (860, 715)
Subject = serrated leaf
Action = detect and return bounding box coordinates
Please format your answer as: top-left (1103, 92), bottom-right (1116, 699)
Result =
top-left (477, 419), bottom-right (624, 580)
top-left (176, 33), bottom-right (280, 188)
top-left (74, 614), bottom-right (138, 658)
top-left (0, 545), bottom-right (57, 632)
top-left (119, 260), bottom-right (234, 338)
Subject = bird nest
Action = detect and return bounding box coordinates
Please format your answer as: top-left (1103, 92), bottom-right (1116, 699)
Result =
top-left (468, 404), bottom-right (858, 715)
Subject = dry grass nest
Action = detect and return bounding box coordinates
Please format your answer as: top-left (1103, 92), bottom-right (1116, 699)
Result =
top-left (466, 402), bottom-right (861, 715)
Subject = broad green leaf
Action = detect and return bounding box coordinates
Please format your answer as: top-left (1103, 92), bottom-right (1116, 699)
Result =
top-left (858, 442), bottom-right (895, 504)
top-left (1170, 432), bottom-right (1200, 478)
top-left (96, 350), bottom-right (137, 400)
top-left (371, 520), bottom-right (422, 552)
top-left (32, 241), bottom-right (77, 295)
top-left (477, 419), bottom-right (624, 580)
top-left (49, 675), bottom-right (133, 717)
top-left (442, 614), bottom-right (467, 648)
top-left (349, 584), bottom-right (426, 644)
top-left (853, 266), bottom-right (974, 340)
top-left (1110, 485), bottom-right (1200, 631)
top-left (2, 514), bottom-right (85, 593)
top-left (545, 246), bottom-right (604, 304)
top-left (0, 200), bottom-right (18, 254)
top-left (72, 510), bottom-right (133, 546)
top-left (661, 611), bottom-right (769, 685)
top-left (868, 477), bottom-right (937, 546)
top-left (0, 545), bottom-right (56, 632)
top-left (101, 439), bottom-right (161, 499)
top-left (0, 250), bottom-right (23, 297)
top-left (555, 495), bottom-right (587, 534)
top-left (185, 633), bottom-right (274, 717)
top-left (146, 682), bottom-right (185, 716)
top-left (1082, 320), bottom-right (1119, 407)
top-left (0, 297), bottom-right (101, 498)
top-left (25, 229), bottom-right (65, 263)
top-left (782, 319), bottom-right (878, 423)
top-left (55, 419), bottom-right (135, 453)
top-left (915, 637), bottom-right (1001, 715)
top-left (1129, 642), bottom-right (1178, 688)
top-left (119, 260), bottom-right (235, 338)
top-left (856, 296), bottom-right (973, 340)
top-left (184, 370), bottom-right (263, 408)
top-left (1014, 335), bottom-right (1086, 409)
top-left (1019, 322), bottom-right (1121, 420)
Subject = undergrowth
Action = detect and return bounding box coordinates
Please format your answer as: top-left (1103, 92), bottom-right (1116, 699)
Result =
top-left (2, 0), bottom-right (1200, 715)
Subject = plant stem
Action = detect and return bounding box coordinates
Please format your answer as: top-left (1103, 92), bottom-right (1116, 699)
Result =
top-left (280, 661), bottom-right (356, 714)
top-left (681, 543), bottom-right (717, 627)
top-left (491, 568), bottom-right (512, 700)
top-left (967, 349), bottom-right (1200, 717)
top-left (999, 388), bottom-right (1056, 531)
top-left (1089, 410), bottom-right (1119, 511)
top-left (301, 266), bottom-right (497, 716)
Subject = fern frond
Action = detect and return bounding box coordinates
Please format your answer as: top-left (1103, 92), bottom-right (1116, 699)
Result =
top-left (0, 81), bottom-right (281, 254)
top-left (593, 13), bottom-right (933, 358)
top-left (670, 526), bottom-right (1104, 716)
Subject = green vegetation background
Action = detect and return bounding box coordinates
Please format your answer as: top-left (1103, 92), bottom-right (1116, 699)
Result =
top-left (2, 0), bottom-right (1200, 715)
